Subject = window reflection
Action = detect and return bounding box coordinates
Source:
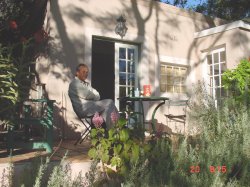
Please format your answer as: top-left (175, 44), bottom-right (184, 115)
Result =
top-left (128, 49), bottom-right (134, 60)
top-left (119, 60), bottom-right (126, 72)
top-left (119, 48), bottom-right (126, 59)
top-left (119, 73), bottom-right (126, 85)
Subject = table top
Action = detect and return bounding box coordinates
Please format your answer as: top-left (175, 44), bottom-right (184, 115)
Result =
top-left (118, 96), bottom-right (169, 102)
top-left (23, 99), bottom-right (56, 103)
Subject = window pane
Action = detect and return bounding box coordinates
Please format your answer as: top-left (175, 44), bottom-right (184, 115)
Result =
top-left (213, 53), bottom-right (219, 64)
top-left (161, 66), bottom-right (165, 74)
top-left (128, 61), bottom-right (135, 73)
top-left (209, 88), bottom-right (213, 95)
top-left (167, 85), bottom-right (173, 93)
top-left (174, 67), bottom-right (179, 75)
top-left (180, 68), bottom-right (187, 76)
top-left (128, 49), bottom-right (135, 60)
top-left (167, 67), bottom-right (172, 74)
top-left (181, 77), bottom-right (185, 84)
top-left (215, 88), bottom-right (221, 98)
top-left (119, 60), bottom-right (126, 72)
top-left (174, 77), bottom-right (181, 85)
top-left (207, 65), bottom-right (211, 75)
top-left (221, 87), bottom-right (226, 97)
top-left (214, 76), bottom-right (220, 87)
top-left (160, 75), bottom-right (167, 82)
top-left (221, 63), bottom-right (226, 73)
top-left (119, 73), bottom-right (126, 85)
top-left (160, 84), bottom-right (166, 92)
top-left (210, 66), bottom-right (213, 76)
top-left (167, 76), bottom-right (173, 84)
top-left (119, 48), bottom-right (126, 59)
top-left (220, 51), bottom-right (226, 62)
top-left (160, 64), bottom-right (187, 93)
top-left (175, 86), bottom-right (180, 93)
top-left (209, 77), bottom-right (213, 87)
top-left (119, 86), bottom-right (126, 97)
top-left (128, 74), bottom-right (135, 86)
top-left (207, 54), bottom-right (212, 65)
top-left (214, 64), bottom-right (219, 75)
top-left (180, 86), bottom-right (186, 93)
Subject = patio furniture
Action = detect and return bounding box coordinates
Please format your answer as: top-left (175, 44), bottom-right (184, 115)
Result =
top-left (74, 113), bottom-right (94, 145)
top-left (164, 99), bottom-right (189, 134)
top-left (118, 96), bottom-right (169, 133)
top-left (7, 99), bottom-right (55, 155)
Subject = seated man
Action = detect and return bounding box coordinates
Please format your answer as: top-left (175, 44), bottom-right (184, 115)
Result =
top-left (68, 63), bottom-right (118, 129)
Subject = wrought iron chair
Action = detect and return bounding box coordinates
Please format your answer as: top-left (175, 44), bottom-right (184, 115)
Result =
top-left (74, 112), bottom-right (94, 145)
top-left (165, 99), bottom-right (189, 134)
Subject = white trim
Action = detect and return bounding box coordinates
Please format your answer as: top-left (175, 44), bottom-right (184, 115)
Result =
top-left (155, 55), bottom-right (194, 98)
top-left (159, 55), bottom-right (190, 66)
top-left (194, 20), bottom-right (250, 39)
top-left (115, 43), bottom-right (139, 109)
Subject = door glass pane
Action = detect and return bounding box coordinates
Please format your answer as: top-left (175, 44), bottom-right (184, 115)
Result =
top-left (119, 86), bottom-right (126, 97)
top-left (128, 49), bottom-right (135, 60)
top-left (119, 73), bottom-right (126, 85)
top-left (119, 48), bottom-right (126, 59)
top-left (128, 61), bottom-right (135, 73)
top-left (119, 60), bottom-right (126, 72)
top-left (128, 74), bottom-right (135, 86)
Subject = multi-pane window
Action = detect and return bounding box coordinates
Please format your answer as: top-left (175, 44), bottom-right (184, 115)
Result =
top-left (206, 48), bottom-right (226, 98)
top-left (119, 48), bottom-right (136, 98)
top-left (160, 64), bottom-right (187, 93)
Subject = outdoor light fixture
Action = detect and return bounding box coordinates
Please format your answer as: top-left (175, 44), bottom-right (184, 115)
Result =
top-left (115, 15), bottom-right (128, 39)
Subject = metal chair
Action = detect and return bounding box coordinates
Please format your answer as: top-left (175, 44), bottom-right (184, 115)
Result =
top-left (165, 99), bottom-right (189, 134)
top-left (74, 112), bottom-right (94, 145)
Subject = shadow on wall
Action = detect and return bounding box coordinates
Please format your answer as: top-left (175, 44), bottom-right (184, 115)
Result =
top-left (43, 0), bottom-right (239, 136)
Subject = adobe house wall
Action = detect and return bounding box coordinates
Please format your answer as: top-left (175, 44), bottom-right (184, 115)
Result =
top-left (36, 0), bottom-right (234, 137)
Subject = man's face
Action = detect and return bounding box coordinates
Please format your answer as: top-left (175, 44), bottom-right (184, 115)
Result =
top-left (76, 66), bottom-right (89, 81)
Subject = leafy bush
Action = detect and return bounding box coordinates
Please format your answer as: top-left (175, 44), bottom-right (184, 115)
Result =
top-left (0, 0), bottom-right (49, 128)
top-left (222, 58), bottom-right (250, 105)
top-left (170, 82), bottom-right (250, 187)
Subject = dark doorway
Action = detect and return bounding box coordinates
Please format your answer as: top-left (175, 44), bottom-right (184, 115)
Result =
top-left (92, 38), bottom-right (115, 100)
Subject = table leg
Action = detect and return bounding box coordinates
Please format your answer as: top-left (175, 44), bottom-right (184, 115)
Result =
top-left (151, 100), bottom-right (166, 132)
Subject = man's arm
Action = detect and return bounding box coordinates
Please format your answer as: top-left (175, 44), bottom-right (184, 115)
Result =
top-left (69, 79), bottom-right (100, 101)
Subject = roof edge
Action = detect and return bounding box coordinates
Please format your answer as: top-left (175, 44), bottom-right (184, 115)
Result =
top-left (194, 20), bottom-right (250, 39)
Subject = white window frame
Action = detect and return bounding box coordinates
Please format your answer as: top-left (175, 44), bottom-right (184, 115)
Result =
top-left (160, 64), bottom-right (188, 94)
top-left (205, 47), bottom-right (226, 99)
top-left (115, 43), bottom-right (139, 109)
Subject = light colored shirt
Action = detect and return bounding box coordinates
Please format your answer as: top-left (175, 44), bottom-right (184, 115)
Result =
top-left (68, 77), bottom-right (100, 116)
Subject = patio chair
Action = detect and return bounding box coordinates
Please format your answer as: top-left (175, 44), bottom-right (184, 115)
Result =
top-left (74, 112), bottom-right (94, 145)
top-left (165, 99), bottom-right (189, 134)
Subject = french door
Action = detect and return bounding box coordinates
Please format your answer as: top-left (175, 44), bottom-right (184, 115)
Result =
top-left (115, 43), bottom-right (139, 110)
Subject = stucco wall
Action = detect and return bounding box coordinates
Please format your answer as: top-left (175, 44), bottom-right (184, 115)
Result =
top-left (36, 0), bottom-right (232, 137)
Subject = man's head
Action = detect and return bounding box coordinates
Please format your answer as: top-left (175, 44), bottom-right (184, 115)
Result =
top-left (76, 64), bottom-right (89, 81)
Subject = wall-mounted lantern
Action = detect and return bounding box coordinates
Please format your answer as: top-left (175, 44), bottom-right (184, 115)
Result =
top-left (115, 15), bottom-right (128, 39)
